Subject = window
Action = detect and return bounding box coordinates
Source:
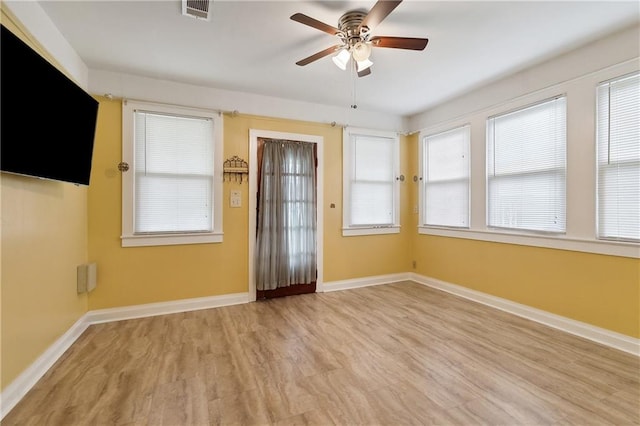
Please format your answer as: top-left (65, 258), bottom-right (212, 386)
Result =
top-left (421, 125), bottom-right (470, 228)
top-left (596, 72), bottom-right (640, 242)
top-left (343, 127), bottom-right (400, 236)
top-left (121, 100), bottom-right (223, 247)
top-left (487, 96), bottom-right (567, 233)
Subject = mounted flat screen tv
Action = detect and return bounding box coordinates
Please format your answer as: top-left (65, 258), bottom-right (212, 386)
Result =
top-left (1, 25), bottom-right (99, 186)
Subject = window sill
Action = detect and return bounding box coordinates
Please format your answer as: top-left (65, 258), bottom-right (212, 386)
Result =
top-left (418, 226), bottom-right (639, 258)
top-left (121, 232), bottom-right (223, 247)
top-left (343, 226), bottom-right (400, 237)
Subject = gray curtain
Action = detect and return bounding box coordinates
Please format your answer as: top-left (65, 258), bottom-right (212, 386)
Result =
top-left (256, 140), bottom-right (317, 291)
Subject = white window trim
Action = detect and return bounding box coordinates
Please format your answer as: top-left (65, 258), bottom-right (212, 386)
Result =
top-left (342, 226), bottom-right (400, 236)
top-left (419, 124), bottom-right (471, 230)
top-left (416, 60), bottom-right (640, 259)
top-left (121, 99), bottom-right (224, 247)
top-left (343, 127), bottom-right (400, 237)
top-left (418, 226), bottom-right (638, 258)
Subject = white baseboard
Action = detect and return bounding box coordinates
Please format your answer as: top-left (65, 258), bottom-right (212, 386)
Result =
top-left (410, 273), bottom-right (640, 356)
top-left (3, 275), bottom-right (638, 421)
top-left (1, 291), bottom-right (249, 420)
top-left (323, 273), bottom-right (411, 292)
top-left (85, 292), bottom-right (250, 324)
top-left (0, 315), bottom-right (90, 419)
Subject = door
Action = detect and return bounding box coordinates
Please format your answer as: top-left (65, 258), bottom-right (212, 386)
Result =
top-left (255, 138), bottom-right (318, 300)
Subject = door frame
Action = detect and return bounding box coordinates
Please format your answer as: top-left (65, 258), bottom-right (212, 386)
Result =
top-left (248, 129), bottom-right (324, 302)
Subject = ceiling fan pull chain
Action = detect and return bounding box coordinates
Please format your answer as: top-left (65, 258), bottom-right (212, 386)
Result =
top-left (351, 62), bottom-right (358, 109)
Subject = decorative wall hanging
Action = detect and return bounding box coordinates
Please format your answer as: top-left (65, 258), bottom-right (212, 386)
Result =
top-left (223, 155), bottom-right (249, 182)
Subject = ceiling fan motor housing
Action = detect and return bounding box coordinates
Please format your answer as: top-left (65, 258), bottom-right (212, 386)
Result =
top-left (338, 10), bottom-right (370, 45)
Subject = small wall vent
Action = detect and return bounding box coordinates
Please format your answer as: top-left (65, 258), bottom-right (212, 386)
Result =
top-left (182, 0), bottom-right (212, 21)
top-left (77, 263), bottom-right (97, 293)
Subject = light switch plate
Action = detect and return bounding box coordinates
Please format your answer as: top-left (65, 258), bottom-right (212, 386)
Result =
top-left (230, 190), bottom-right (241, 208)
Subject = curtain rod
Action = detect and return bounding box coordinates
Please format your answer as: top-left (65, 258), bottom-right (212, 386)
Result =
top-left (104, 93), bottom-right (236, 117)
top-left (107, 94), bottom-right (409, 134)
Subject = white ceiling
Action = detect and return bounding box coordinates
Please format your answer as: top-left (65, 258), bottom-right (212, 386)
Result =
top-left (39, 0), bottom-right (639, 117)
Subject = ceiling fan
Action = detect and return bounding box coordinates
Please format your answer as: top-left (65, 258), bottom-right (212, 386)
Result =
top-left (291, 0), bottom-right (428, 78)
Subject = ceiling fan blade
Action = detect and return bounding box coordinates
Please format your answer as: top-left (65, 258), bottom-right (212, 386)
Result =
top-left (360, 0), bottom-right (402, 31)
top-left (370, 36), bottom-right (429, 50)
top-left (291, 13), bottom-right (341, 36)
top-left (357, 67), bottom-right (372, 78)
top-left (296, 45), bottom-right (342, 66)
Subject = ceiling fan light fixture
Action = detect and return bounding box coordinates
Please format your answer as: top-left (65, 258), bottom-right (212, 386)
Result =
top-left (351, 41), bottom-right (372, 61)
top-left (356, 58), bottom-right (373, 72)
top-left (332, 48), bottom-right (351, 70)
top-left (291, 0), bottom-right (430, 78)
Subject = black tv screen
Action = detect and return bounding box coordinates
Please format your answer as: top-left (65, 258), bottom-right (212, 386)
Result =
top-left (1, 25), bottom-right (99, 186)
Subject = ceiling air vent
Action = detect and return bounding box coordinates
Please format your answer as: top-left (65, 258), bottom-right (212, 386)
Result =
top-left (182, 0), bottom-right (212, 21)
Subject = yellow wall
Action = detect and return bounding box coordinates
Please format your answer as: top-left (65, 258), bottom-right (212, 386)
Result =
top-left (413, 236), bottom-right (639, 337)
top-left (405, 130), bottom-right (640, 338)
top-left (87, 99), bottom-right (412, 309)
top-left (1, 9), bottom-right (89, 390)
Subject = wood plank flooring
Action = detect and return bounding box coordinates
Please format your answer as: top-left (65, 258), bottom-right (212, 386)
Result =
top-left (4, 281), bottom-right (639, 425)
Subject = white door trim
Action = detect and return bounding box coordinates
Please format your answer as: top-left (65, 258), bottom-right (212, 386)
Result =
top-left (248, 129), bottom-right (324, 301)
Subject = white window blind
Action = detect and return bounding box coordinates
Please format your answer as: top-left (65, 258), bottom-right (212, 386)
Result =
top-left (342, 128), bottom-right (400, 236)
top-left (350, 134), bottom-right (396, 225)
top-left (597, 72), bottom-right (640, 242)
top-left (422, 125), bottom-right (470, 228)
top-left (487, 96), bottom-right (567, 233)
top-left (134, 111), bottom-right (214, 234)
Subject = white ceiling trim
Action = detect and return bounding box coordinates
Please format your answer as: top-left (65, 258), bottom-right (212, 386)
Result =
top-left (408, 23), bottom-right (640, 132)
top-left (88, 69), bottom-right (406, 132)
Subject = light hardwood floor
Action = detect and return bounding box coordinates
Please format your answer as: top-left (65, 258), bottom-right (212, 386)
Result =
top-left (4, 281), bottom-right (639, 425)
